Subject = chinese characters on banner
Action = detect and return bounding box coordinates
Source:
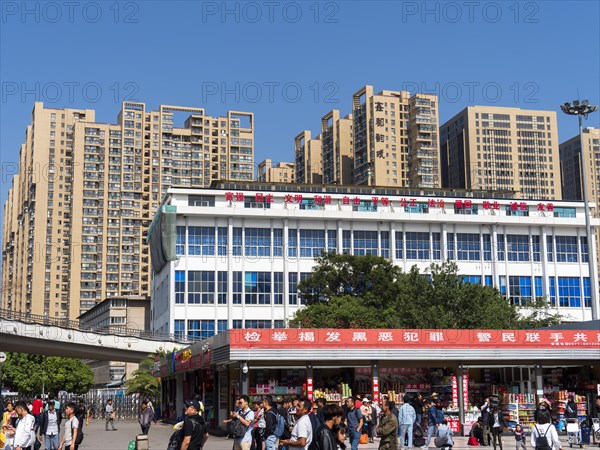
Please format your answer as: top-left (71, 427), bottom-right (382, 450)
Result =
top-left (452, 375), bottom-right (458, 407)
top-left (462, 373), bottom-right (469, 409)
top-left (373, 377), bottom-right (379, 404)
top-left (307, 377), bottom-right (313, 401)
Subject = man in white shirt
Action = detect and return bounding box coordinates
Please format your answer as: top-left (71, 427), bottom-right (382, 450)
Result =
top-left (39, 400), bottom-right (62, 450)
top-left (223, 395), bottom-right (255, 450)
top-left (58, 402), bottom-right (80, 450)
top-left (13, 401), bottom-right (36, 450)
top-left (280, 398), bottom-right (313, 450)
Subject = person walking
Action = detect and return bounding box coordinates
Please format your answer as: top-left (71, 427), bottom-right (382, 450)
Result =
top-left (481, 398), bottom-right (492, 446)
top-left (565, 396), bottom-right (577, 420)
top-left (223, 395), bottom-right (255, 450)
top-left (360, 399), bottom-right (374, 443)
top-left (138, 400), bottom-right (154, 435)
top-left (180, 400), bottom-right (208, 450)
top-left (488, 407), bottom-right (507, 450)
top-left (264, 398), bottom-right (281, 450)
top-left (314, 404), bottom-right (344, 450)
top-left (531, 410), bottom-right (562, 450)
top-left (58, 402), bottom-right (79, 450)
top-left (424, 400), bottom-right (441, 448)
top-left (39, 400), bottom-right (62, 450)
top-left (376, 399), bottom-right (398, 450)
top-left (413, 395), bottom-right (425, 428)
top-left (2, 400), bottom-right (18, 450)
top-left (344, 397), bottom-right (363, 450)
top-left (512, 424), bottom-right (526, 450)
top-left (399, 400), bottom-right (417, 450)
top-left (105, 399), bottom-right (117, 431)
top-left (31, 395), bottom-right (43, 428)
top-left (280, 398), bottom-right (313, 450)
top-left (13, 401), bottom-right (36, 450)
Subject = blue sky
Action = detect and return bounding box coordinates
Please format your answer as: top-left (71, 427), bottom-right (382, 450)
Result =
top-left (1, 1), bottom-right (599, 236)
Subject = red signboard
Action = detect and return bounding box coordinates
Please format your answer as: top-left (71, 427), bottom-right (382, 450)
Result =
top-left (230, 329), bottom-right (600, 349)
top-left (452, 375), bottom-right (458, 407)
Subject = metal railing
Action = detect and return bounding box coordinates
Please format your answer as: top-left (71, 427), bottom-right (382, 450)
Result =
top-left (0, 307), bottom-right (201, 345)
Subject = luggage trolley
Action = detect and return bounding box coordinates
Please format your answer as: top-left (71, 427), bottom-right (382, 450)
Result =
top-left (567, 418), bottom-right (584, 448)
top-left (592, 418), bottom-right (600, 445)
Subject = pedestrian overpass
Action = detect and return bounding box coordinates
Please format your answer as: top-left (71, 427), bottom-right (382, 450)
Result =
top-left (0, 309), bottom-right (196, 362)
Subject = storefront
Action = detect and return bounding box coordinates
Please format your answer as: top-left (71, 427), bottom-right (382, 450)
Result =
top-left (157, 328), bottom-right (600, 433)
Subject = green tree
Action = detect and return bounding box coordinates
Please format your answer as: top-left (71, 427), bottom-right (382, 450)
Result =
top-left (124, 355), bottom-right (159, 399)
top-left (2, 353), bottom-right (93, 394)
top-left (291, 254), bottom-right (562, 329)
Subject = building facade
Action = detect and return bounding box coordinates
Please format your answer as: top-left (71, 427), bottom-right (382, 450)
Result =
top-left (294, 131), bottom-right (322, 184)
top-left (440, 106), bottom-right (561, 200)
top-left (79, 295), bottom-right (150, 387)
top-left (560, 127), bottom-right (600, 204)
top-left (2, 102), bottom-right (255, 319)
top-left (149, 183), bottom-right (598, 340)
top-left (257, 159), bottom-right (295, 183)
top-left (321, 110), bottom-right (354, 185)
top-left (352, 86), bottom-right (440, 188)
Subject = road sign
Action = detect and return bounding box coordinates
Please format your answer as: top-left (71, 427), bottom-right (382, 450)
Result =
top-left (0, 352), bottom-right (6, 363)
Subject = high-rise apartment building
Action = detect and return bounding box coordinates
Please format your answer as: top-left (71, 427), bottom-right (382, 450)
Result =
top-left (321, 110), bottom-right (354, 185)
top-left (560, 128), bottom-right (600, 203)
top-left (440, 106), bottom-right (561, 200)
top-left (2, 102), bottom-right (254, 320)
top-left (294, 131), bottom-right (322, 184)
top-left (352, 86), bottom-right (440, 188)
top-left (257, 159), bottom-right (295, 183)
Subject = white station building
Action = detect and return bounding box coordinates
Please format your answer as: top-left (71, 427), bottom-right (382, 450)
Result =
top-left (149, 182), bottom-right (599, 339)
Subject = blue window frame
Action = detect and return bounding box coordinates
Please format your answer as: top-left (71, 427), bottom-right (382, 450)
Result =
top-left (217, 271), bottom-right (227, 304)
top-left (549, 278), bottom-right (556, 306)
top-left (484, 275), bottom-right (493, 287)
top-left (300, 229), bottom-right (325, 258)
top-left (273, 229), bottom-right (283, 257)
top-left (546, 235), bottom-right (554, 262)
top-left (233, 271), bottom-right (242, 304)
top-left (463, 275), bottom-right (482, 284)
top-left (288, 272), bottom-right (298, 305)
top-left (188, 226), bottom-right (215, 256)
top-left (580, 237), bottom-right (589, 262)
top-left (217, 320), bottom-right (228, 334)
top-left (188, 271), bottom-right (215, 304)
top-left (175, 271), bottom-right (185, 304)
top-left (187, 320), bottom-right (201, 339)
top-left (506, 235), bottom-right (530, 262)
top-left (174, 320), bottom-right (185, 339)
top-left (245, 228), bottom-right (271, 257)
top-left (274, 320), bottom-right (285, 329)
top-left (406, 232), bottom-right (430, 260)
top-left (245, 320), bottom-right (272, 329)
top-left (432, 233), bottom-right (441, 260)
top-left (342, 230), bottom-right (351, 254)
top-left (245, 272), bottom-right (271, 304)
top-left (456, 233), bottom-right (480, 261)
top-left (447, 233), bottom-right (455, 260)
top-left (233, 228), bottom-right (242, 256)
top-left (483, 234), bottom-right (492, 261)
top-left (535, 276), bottom-right (543, 298)
top-left (327, 230), bottom-right (337, 253)
top-left (176, 226), bottom-right (186, 255)
top-left (497, 234), bottom-right (505, 261)
top-left (288, 229), bottom-right (298, 257)
top-left (274, 272), bottom-right (284, 305)
top-left (553, 207), bottom-right (576, 218)
top-left (381, 231), bottom-right (390, 258)
top-left (232, 320), bottom-right (243, 329)
top-left (395, 232), bottom-right (403, 259)
top-left (532, 235), bottom-right (541, 262)
top-left (218, 227), bottom-right (228, 256)
top-left (509, 276), bottom-right (532, 305)
top-left (353, 230), bottom-right (378, 256)
top-left (499, 275), bottom-right (507, 296)
top-left (556, 236), bottom-right (578, 262)
top-left (558, 277), bottom-right (581, 307)
top-left (583, 277), bottom-right (591, 307)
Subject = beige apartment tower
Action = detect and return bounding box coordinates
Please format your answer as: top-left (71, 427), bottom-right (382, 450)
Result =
top-left (294, 131), bottom-right (323, 184)
top-left (2, 102), bottom-right (254, 320)
top-left (257, 159), bottom-right (295, 183)
top-left (321, 110), bottom-right (354, 185)
top-left (560, 127), bottom-right (600, 203)
top-left (352, 85), bottom-right (440, 188)
top-left (440, 106), bottom-right (561, 200)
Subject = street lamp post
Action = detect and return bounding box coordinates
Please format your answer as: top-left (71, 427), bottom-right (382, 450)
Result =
top-left (561, 100), bottom-right (599, 320)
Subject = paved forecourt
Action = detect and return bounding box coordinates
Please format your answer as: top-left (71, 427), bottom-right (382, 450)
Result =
top-left (38, 418), bottom-right (588, 450)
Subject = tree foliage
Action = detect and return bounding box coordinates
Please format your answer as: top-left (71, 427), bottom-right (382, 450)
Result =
top-left (291, 254), bottom-right (562, 329)
top-left (124, 355), bottom-right (159, 399)
top-left (2, 353), bottom-right (94, 394)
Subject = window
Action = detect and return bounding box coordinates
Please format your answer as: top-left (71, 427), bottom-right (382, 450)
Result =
top-left (245, 320), bottom-right (271, 329)
top-left (218, 227), bottom-right (228, 256)
top-left (175, 271), bottom-right (185, 304)
top-left (532, 235), bottom-right (541, 262)
top-left (188, 271), bottom-right (215, 304)
top-left (327, 230), bottom-right (337, 253)
top-left (463, 275), bottom-right (482, 284)
top-left (299, 272), bottom-right (311, 305)
top-left (553, 207), bottom-right (576, 218)
top-left (549, 277), bottom-right (556, 306)
top-left (188, 320), bottom-right (215, 339)
top-left (232, 320), bottom-right (243, 329)
top-left (189, 195), bottom-right (215, 207)
top-left (176, 226), bottom-right (185, 255)
top-left (455, 204), bottom-right (479, 215)
top-left (187, 320), bottom-right (201, 339)
top-left (405, 202), bottom-right (429, 214)
top-left (499, 275), bottom-right (507, 296)
top-left (546, 235), bottom-right (553, 262)
top-left (506, 235), bottom-right (529, 262)
top-left (505, 205), bottom-right (529, 216)
top-left (300, 230), bottom-right (325, 257)
top-left (274, 320), bottom-right (285, 329)
top-left (353, 230), bottom-right (378, 256)
top-left (245, 228), bottom-right (271, 257)
top-left (217, 271), bottom-right (227, 304)
top-left (395, 232), bottom-right (403, 259)
top-left (484, 275), bottom-right (493, 286)
top-left (509, 276), bottom-right (532, 306)
top-left (288, 229), bottom-right (298, 257)
top-left (289, 273), bottom-right (298, 305)
top-left (580, 236), bottom-right (589, 262)
top-left (342, 230), bottom-right (351, 254)
top-left (274, 229), bottom-right (283, 256)
top-left (432, 233), bottom-right (441, 260)
top-left (483, 235), bottom-right (491, 261)
top-left (174, 320), bottom-right (185, 339)
top-left (456, 233), bottom-right (480, 261)
top-left (583, 277), bottom-right (591, 307)
top-left (188, 227), bottom-right (215, 256)
top-left (381, 231), bottom-right (390, 258)
top-left (233, 228), bottom-right (242, 256)
top-left (245, 272), bottom-right (271, 304)
top-left (535, 276), bottom-right (542, 298)
top-left (555, 236), bottom-right (578, 262)
top-left (274, 272), bottom-right (284, 304)
top-left (558, 277), bottom-right (581, 307)
top-left (405, 232), bottom-right (430, 260)
top-left (217, 320), bottom-right (228, 334)
top-left (233, 271), bottom-right (242, 304)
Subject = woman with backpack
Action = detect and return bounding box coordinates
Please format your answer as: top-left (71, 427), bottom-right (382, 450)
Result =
top-left (531, 410), bottom-right (562, 450)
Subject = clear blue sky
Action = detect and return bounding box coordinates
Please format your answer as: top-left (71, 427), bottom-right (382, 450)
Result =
top-left (1, 1), bottom-right (599, 237)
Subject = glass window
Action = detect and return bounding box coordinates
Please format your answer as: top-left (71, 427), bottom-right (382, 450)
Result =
top-left (327, 230), bottom-right (337, 253)
top-left (176, 226), bottom-right (186, 255)
top-left (233, 271), bottom-right (242, 304)
top-left (532, 235), bottom-right (541, 262)
top-left (217, 320), bottom-right (228, 334)
top-left (245, 320), bottom-right (271, 329)
top-left (218, 227), bottom-right (228, 256)
top-left (174, 320), bottom-right (185, 339)
top-left (381, 231), bottom-right (390, 258)
top-left (462, 275), bottom-right (481, 284)
top-left (353, 230), bottom-right (378, 256)
top-left (288, 229), bottom-right (298, 257)
top-left (300, 272), bottom-right (311, 305)
top-left (188, 271), bottom-right (215, 304)
top-left (405, 202), bottom-right (429, 214)
top-left (273, 229), bottom-right (283, 257)
top-left (405, 232), bottom-right (430, 260)
top-left (245, 228), bottom-right (271, 257)
top-left (583, 277), bottom-right (591, 307)
top-left (484, 275), bottom-right (493, 286)
top-left (187, 320), bottom-right (201, 339)
top-left (274, 272), bottom-right (284, 304)
top-left (395, 232), bottom-right (403, 259)
top-left (447, 233), bottom-right (455, 260)
top-left (558, 277), bottom-right (581, 307)
top-left (300, 230), bottom-right (325, 257)
top-left (232, 320), bottom-right (243, 329)
top-left (233, 228), bottom-right (242, 256)
top-left (175, 271), bottom-right (185, 304)
top-left (535, 276), bottom-right (542, 298)
top-left (580, 236), bottom-right (589, 262)
top-left (546, 235), bottom-right (553, 262)
top-left (499, 275), bottom-right (507, 296)
top-left (188, 226), bottom-right (215, 256)
top-left (432, 233), bottom-right (441, 260)
top-left (549, 278), bottom-right (556, 306)
top-left (289, 272), bottom-right (298, 305)
top-left (274, 320), bottom-right (285, 329)
top-left (188, 320), bottom-right (214, 339)
top-left (553, 207), bottom-right (576, 218)
top-left (245, 272), bottom-right (271, 304)
top-left (217, 271), bottom-right (227, 304)
top-left (456, 233), bottom-right (480, 261)
top-left (483, 234), bottom-right (491, 261)
top-left (555, 236), bottom-right (578, 262)
top-left (497, 234), bottom-right (505, 261)
top-left (342, 230), bottom-right (351, 254)
top-left (506, 235), bottom-right (529, 262)
top-left (509, 276), bottom-right (532, 306)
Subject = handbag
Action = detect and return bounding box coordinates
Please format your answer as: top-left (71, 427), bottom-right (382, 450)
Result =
top-left (360, 433), bottom-right (369, 444)
top-left (434, 435), bottom-right (449, 447)
top-left (468, 436), bottom-right (480, 446)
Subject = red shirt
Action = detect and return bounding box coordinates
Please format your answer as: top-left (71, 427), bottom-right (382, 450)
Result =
top-left (32, 399), bottom-right (44, 415)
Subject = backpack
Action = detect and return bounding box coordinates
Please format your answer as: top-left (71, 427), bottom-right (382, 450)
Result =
top-left (534, 425), bottom-right (551, 450)
top-left (307, 413), bottom-right (319, 450)
top-left (71, 420), bottom-right (84, 446)
top-left (167, 427), bottom-right (185, 450)
top-left (228, 410), bottom-right (250, 438)
top-left (269, 410), bottom-right (286, 438)
top-left (435, 435), bottom-right (449, 448)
